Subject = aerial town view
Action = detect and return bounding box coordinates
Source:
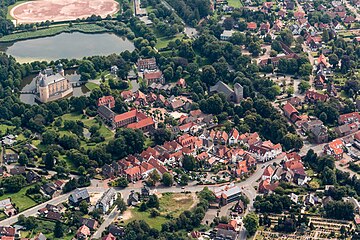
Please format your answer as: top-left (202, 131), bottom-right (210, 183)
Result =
top-left (1, 0), bottom-right (360, 239)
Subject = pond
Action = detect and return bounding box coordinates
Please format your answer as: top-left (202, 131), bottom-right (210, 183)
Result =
top-left (20, 70), bottom-right (91, 105)
top-left (0, 32), bottom-right (135, 63)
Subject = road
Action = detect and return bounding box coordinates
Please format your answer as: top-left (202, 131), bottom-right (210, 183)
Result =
top-left (159, 0), bottom-right (198, 38)
top-left (92, 207), bottom-right (120, 239)
top-left (344, 0), bottom-right (360, 20)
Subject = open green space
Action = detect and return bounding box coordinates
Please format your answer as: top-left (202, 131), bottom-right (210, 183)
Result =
top-left (0, 124), bottom-right (15, 133)
top-left (155, 34), bottom-right (183, 50)
top-left (85, 82), bottom-right (100, 91)
top-left (60, 113), bottom-right (114, 142)
top-left (126, 208), bottom-right (168, 230)
top-left (0, 185), bottom-right (37, 212)
top-left (158, 193), bottom-right (195, 217)
top-left (227, 0), bottom-right (243, 8)
top-left (124, 193), bottom-right (196, 230)
top-left (20, 219), bottom-right (73, 240)
top-left (0, 24), bottom-right (109, 43)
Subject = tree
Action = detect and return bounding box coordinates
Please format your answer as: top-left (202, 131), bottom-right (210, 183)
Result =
top-left (329, 54), bottom-right (339, 68)
top-left (298, 63), bottom-right (312, 76)
top-left (114, 177), bottom-right (128, 188)
top-left (43, 152), bottom-right (55, 169)
top-left (42, 130), bottom-right (58, 145)
top-left (223, 17), bottom-right (234, 30)
top-left (162, 172), bottom-right (173, 187)
top-left (2, 175), bottom-right (26, 193)
top-left (79, 200), bottom-right (89, 214)
top-left (152, 128), bottom-right (172, 145)
top-left (322, 29), bottom-right (329, 43)
top-left (54, 221), bottom-right (65, 238)
top-left (18, 153), bottom-right (29, 166)
top-left (147, 170), bottom-right (160, 186)
top-left (78, 60), bottom-right (96, 81)
top-left (201, 65), bottom-right (216, 86)
top-left (115, 197), bottom-right (127, 213)
top-left (244, 212), bottom-right (259, 236)
top-left (147, 195), bottom-right (159, 209)
top-left (299, 81), bottom-right (311, 93)
top-left (182, 155), bottom-right (197, 171)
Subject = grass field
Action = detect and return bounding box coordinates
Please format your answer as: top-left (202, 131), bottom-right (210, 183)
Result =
top-left (0, 185), bottom-right (37, 212)
top-left (0, 124), bottom-right (15, 134)
top-left (126, 208), bottom-right (168, 230)
top-left (21, 219), bottom-right (73, 240)
top-left (0, 24), bottom-right (108, 43)
top-left (60, 113), bottom-right (114, 141)
top-left (85, 82), bottom-right (100, 91)
top-left (124, 193), bottom-right (196, 230)
top-left (155, 34), bottom-right (183, 49)
top-left (159, 193), bottom-right (196, 217)
top-left (227, 0), bottom-right (243, 8)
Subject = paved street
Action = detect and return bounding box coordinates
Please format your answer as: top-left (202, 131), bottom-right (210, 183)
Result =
top-left (92, 207), bottom-right (120, 239)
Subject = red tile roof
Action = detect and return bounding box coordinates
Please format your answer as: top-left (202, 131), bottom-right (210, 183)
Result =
top-left (247, 22), bottom-right (257, 30)
top-left (127, 117), bottom-right (154, 130)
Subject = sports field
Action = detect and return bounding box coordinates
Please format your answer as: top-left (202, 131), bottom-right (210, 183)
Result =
top-left (10, 0), bottom-right (119, 24)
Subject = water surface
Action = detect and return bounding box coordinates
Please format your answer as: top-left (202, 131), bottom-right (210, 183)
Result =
top-left (0, 32), bottom-right (135, 63)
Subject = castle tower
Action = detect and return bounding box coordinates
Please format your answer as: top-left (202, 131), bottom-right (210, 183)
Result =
top-left (38, 75), bottom-right (49, 103)
top-left (234, 83), bottom-right (244, 104)
top-left (57, 63), bottom-right (64, 76)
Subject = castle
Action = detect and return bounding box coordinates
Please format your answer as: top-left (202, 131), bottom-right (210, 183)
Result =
top-left (35, 64), bottom-right (73, 103)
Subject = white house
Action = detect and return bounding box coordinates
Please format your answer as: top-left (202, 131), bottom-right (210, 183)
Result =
top-left (96, 188), bottom-right (118, 213)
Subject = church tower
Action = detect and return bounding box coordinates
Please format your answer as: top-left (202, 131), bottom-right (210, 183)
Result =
top-left (234, 83), bottom-right (244, 104)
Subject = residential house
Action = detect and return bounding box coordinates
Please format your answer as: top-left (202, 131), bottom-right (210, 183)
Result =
top-left (97, 96), bottom-right (115, 109)
top-left (249, 141), bottom-right (282, 162)
top-left (247, 22), bottom-right (257, 31)
top-left (305, 90), bottom-right (328, 103)
top-left (220, 30), bottom-right (235, 41)
top-left (81, 218), bottom-right (99, 230)
top-left (69, 189), bottom-right (90, 206)
top-left (228, 128), bottom-right (240, 145)
top-left (102, 164), bottom-right (115, 179)
top-left (137, 58), bottom-right (157, 71)
top-left (338, 112), bottom-right (360, 125)
top-left (143, 70), bottom-right (164, 85)
top-left (335, 122), bottom-right (360, 137)
top-left (108, 224), bottom-right (124, 237)
top-left (40, 182), bottom-right (62, 198)
top-left (96, 188), bottom-right (118, 213)
top-left (76, 225), bottom-right (91, 240)
top-left (324, 139), bottom-right (344, 160)
top-left (9, 166), bottom-right (25, 175)
top-left (127, 191), bottom-right (140, 206)
top-left (3, 152), bottom-right (18, 164)
top-left (102, 233), bottom-right (116, 240)
top-left (26, 170), bottom-right (41, 183)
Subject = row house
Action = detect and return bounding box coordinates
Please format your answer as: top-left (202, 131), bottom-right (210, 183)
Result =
top-left (338, 112), bottom-right (360, 125)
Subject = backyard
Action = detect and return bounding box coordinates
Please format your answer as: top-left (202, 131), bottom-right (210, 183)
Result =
top-left (0, 185), bottom-right (38, 212)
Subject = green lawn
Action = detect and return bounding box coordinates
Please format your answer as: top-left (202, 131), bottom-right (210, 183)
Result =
top-left (0, 185), bottom-right (37, 212)
top-left (227, 0), bottom-right (243, 8)
top-left (60, 113), bottom-right (114, 142)
top-left (0, 124), bottom-right (15, 133)
top-left (85, 82), bottom-right (100, 91)
top-left (126, 208), bottom-right (168, 230)
top-left (0, 24), bottom-right (108, 42)
top-left (20, 219), bottom-right (74, 240)
top-left (155, 34), bottom-right (183, 50)
top-left (124, 193), bottom-right (196, 230)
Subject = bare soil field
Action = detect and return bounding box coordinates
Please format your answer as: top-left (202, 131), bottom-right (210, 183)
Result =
top-left (10, 0), bottom-right (119, 24)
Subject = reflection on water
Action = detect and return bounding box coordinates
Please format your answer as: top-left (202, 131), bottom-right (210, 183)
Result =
top-left (20, 70), bottom-right (90, 105)
top-left (0, 32), bottom-right (135, 63)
